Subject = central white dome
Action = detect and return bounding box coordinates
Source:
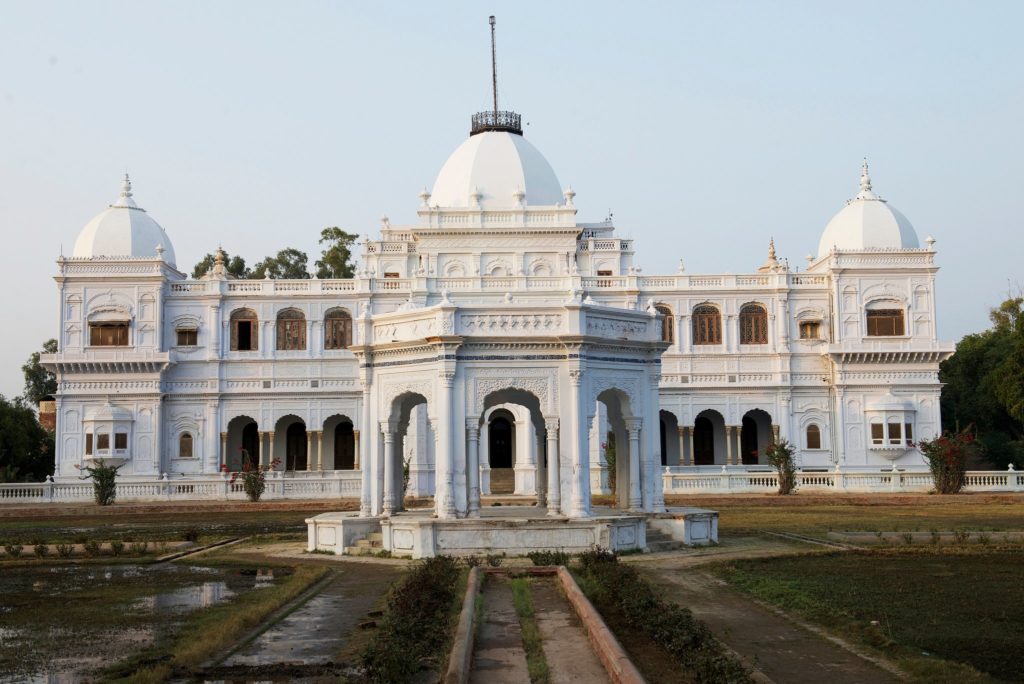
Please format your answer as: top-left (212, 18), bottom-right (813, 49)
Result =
top-left (430, 131), bottom-right (563, 209)
top-left (73, 175), bottom-right (176, 266)
top-left (817, 162), bottom-right (919, 256)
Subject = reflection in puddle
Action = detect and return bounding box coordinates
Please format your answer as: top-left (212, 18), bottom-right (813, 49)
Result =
top-left (133, 582), bottom-right (234, 612)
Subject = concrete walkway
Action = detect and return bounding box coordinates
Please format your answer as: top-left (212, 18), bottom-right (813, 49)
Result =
top-left (532, 578), bottom-right (610, 684)
top-left (639, 556), bottom-right (902, 684)
top-left (470, 577), bottom-right (531, 684)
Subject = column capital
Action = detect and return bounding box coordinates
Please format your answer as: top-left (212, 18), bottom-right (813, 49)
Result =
top-left (545, 416), bottom-right (560, 431)
top-left (624, 417), bottom-right (642, 432)
top-left (439, 370), bottom-right (456, 388)
top-left (352, 429), bottom-right (360, 439)
top-left (568, 369), bottom-right (583, 387)
top-left (465, 419), bottom-right (480, 437)
top-left (677, 425), bottom-right (687, 436)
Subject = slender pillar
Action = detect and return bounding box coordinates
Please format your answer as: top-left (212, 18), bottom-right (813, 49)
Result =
top-left (316, 430), bottom-right (324, 471)
top-left (359, 382), bottom-right (372, 516)
top-left (268, 431), bottom-right (275, 469)
top-left (536, 432), bottom-right (546, 506)
top-left (220, 432), bottom-right (227, 468)
top-left (626, 418), bottom-right (642, 510)
top-left (726, 426), bottom-right (735, 465)
top-left (678, 426), bottom-right (688, 466)
top-left (688, 426), bottom-right (695, 466)
top-left (306, 430), bottom-right (314, 471)
top-left (438, 371), bottom-right (457, 518)
top-left (382, 423), bottom-right (395, 516)
top-left (258, 431), bottom-right (268, 467)
top-left (772, 423), bottom-right (780, 444)
top-left (353, 429), bottom-right (361, 469)
top-left (545, 418), bottom-right (560, 515)
top-left (569, 370), bottom-right (591, 518)
top-left (466, 421), bottom-right (481, 517)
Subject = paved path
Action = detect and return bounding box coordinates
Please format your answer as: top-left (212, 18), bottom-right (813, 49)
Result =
top-left (532, 578), bottom-right (610, 684)
top-left (639, 555), bottom-right (902, 684)
top-left (470, 577), bottom-right (531, 684)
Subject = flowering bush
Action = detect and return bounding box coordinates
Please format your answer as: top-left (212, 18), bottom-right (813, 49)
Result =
top-left (917, 427), bottom-right (977, 494)
top-left (228, 449), bottom-right (280, 502)
top-left (75, 460), bottom-right (124, 505)
top-left (765, 439), bottom-right (797, 495)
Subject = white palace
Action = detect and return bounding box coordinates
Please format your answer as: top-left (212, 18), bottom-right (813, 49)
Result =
top-left (41, 106), bottom-right (957, 516)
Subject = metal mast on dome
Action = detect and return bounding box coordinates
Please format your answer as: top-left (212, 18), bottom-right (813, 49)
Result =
top-left (471, 15), bottom-right (522, 136)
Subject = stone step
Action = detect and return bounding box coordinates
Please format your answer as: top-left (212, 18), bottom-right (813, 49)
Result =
top-left (646, 530), bottom-right (672, 541)
top-left (354, 538), bottom-right (383, 548)
top-left (647, 540), bottom-right (686, 553)
top-left (489, 468), bottom-right (515, 495)
top-left (367, 532), bottom-right (383, 542)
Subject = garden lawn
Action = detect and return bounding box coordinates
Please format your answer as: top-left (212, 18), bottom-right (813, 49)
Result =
top-left (666, 494), bottom-right (1024, 537)
top-left (714, 547), bottom-right (1024, 682)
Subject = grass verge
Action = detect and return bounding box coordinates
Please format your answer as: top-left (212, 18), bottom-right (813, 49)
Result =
top-left (105, 563), bottom-right (328, 683)
top-left (360, 556), bottom-right (463, 683)
top-left (714, 547), bottom-right (1023, 682)
top-left (511, 577), bottom-right (549, 684)
top-left (574, 550), bottom-right (751, 684)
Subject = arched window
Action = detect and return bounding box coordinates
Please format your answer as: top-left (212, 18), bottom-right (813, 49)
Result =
top-left (179, 432), bottom-right (193, 458)
top-left (692, 305), bottom-right (722, 345)
top-left (806, 424), bottom-right (821, 449)
top-left (230, 308), bottom-right (258, 351)
top-left (739, 303), bottom-right (768, 345)
top-left (324, 308), bottom-right (353, 350)
top-left (654, 305), bottom-right (674, 344)
top-left (276, 309), bottom-right (306, 350)
top-left (866, 302), bottom-right (905, 336)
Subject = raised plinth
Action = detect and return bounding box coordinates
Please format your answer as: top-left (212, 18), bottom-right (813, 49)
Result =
top-left (306, 506), bottom-right (720, 558)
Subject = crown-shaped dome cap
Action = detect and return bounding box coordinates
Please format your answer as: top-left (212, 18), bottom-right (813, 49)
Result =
top-left (72, 175), bottom-right (177, 266)
top-left (817, 161), bottom-right (919, 256)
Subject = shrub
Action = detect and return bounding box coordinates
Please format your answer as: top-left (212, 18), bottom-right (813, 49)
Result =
top-left (129, 541), bottom-right (149, 556)
top-left (34, 542), bottom-right (49, 558)
top-left (75, 459), bottom-right (124, 505)
top-left (228, 451), bottom-right (281, 502)
top-left (462, 555), bottom-right (483, 568)
top-left (181, 526), bottom-right (201, 543)
top-left (917, 427), bottom-right (978, 494)
top-left (575, 550), bottom-right (751, 683)
top-left (83, 540), bottom-right (102, 557)
top-left (485, 553), bottom-right (505, 567)
top-left (929, 529), bottom-right (941, 545)
top-left (901, 533), bottom-right (914, 545)
top-left (109, 540), bottom-right (125, 556)
top-left (952, 529), bottom-right (971, 544)
top-left (765, 439), bottom-right (797, 495)
top-left (361, 556), bottom-right (462, 682)
top-left (4, 543), bottom-right (24, 558)
top-left (56, 543), bottom-right (74, 558)
top-left (527, 550), bottom-right (570, 566)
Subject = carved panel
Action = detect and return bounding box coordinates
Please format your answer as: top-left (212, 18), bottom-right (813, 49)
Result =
top-left (465, 368), bottom-right (556, 415)
top-left (374, 316), bottom-right (438, 341)
top-left (379, 375), bottom-right (435, 412)
top-left (460, 314), bottom-right (562, 335)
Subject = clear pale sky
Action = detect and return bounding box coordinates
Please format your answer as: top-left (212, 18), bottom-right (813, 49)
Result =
top-left (1, 1), bottom-right (1022, 399)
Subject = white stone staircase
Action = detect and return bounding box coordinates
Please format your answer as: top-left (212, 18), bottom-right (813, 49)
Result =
top-left (344, 531), bottom-right (384, 556)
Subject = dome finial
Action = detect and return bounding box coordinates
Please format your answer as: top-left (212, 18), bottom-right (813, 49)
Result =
top-left (111, 173), bottom-right (140, 209)
top-left (854, 158), bottom-right (879, 201)
top-left (121, 173), bottom-right (133, 199)
top-left (758, 237), bottom-right (781, 272)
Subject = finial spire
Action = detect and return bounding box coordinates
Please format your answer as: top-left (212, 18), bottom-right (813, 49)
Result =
top-left (111, 172), bottom-right (140, 209)
top-left (860, 158), bottom-right (871, 193)
top-left (490, 16), bottom-right (498, 117)
top-left (758, 237), bottom-right (781, 273)
top-left (768, 237), bottom-right (777, 261)
top-left (121, 173), bottom-right (133, 199)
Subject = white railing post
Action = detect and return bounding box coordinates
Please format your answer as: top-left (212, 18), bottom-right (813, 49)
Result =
top-left (720, 465), bottom-right (730, 492)
top-left (45, 475), bottom-right (55, 502)
top-left (890, 463), bottom-right (901, 492)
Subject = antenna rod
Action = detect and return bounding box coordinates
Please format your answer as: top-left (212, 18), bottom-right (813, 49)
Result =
top-left (489, 15), bottom-right (498, 117)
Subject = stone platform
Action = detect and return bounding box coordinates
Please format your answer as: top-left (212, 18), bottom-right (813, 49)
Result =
top-left (306, 505), bottom-right (718, 559)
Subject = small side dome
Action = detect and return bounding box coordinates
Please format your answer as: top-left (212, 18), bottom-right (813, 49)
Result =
top-left (817, 161), bottom-right (919, 256)
top-left (72, 175), bottom-right (177, 266)
top-left (430, 130), bottom-right (563, 209)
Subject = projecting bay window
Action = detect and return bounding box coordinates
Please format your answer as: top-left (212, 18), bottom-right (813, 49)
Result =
top-left (230, 308), bottom-right (258, 351)
top-left (176, 328), bottom-right (198, 346)
top-left (89, 322), bottom-right (129, 346)
top-left (799, 321), bottom-right (821, 340)
top-left (870, 419), bottom-right (915, 447)
top-left (866, 305), bottom-right (905, 337)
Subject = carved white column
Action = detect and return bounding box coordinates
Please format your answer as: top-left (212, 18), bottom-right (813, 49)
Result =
top-left (381, 422), bottom-right (395, 516)
top-left (359, 382), bottom-right (372, 516)
top-left (536, 431), bottom-right (546, 506)
top-left (209, 304), bottom-right (220, 361)
top-left (545, 418), bottom-right (560, 515)
top-left (267, 431), bottom-right (275, 468)
top-left (258, 431), bottom-right (268, 467)
top-left (726, 426), bottom-right (735, 465)
top-left (569, 370), bottom-right (591, 518)
top-left (306, 430), bottom-right (314, 471)
top-left (316, 430), bottom-right (324, 471)
top-left (466, 421), bottom-right (481, 518)
top-left (626, 418), bottom-right (642, 510)
top-left (437, 371), bottom-right (457, 518)
top-left (220, 431), bottom-right (228, 468)
top-left (688, 426), bottom-right (695, 466)
top-left (678, 426), bottom-right (688, 466)
top-left (353, 429), bottom-right (361, 470)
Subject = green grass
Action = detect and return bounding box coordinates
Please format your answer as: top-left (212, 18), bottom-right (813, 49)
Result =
top-left (666, 496), bottom-right (1024, 537)
top-left (510, 577), bottom-right (550, 684)
top-left (714, 547), bottom-right (1024, 682)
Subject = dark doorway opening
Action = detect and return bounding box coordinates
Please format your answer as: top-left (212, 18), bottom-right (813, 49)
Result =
top-left (286, 422), bottom-right (307, 471)
top-left (335, 422), bottom-right (355, 470)
top-left (694, 416), bottom-right (714, 465)
top-left (241, 422), bottom-right (260, 466)
top-left (489, 417), bottom-right (513, 468)
top-left (741, 416), bottom-right (759, 465)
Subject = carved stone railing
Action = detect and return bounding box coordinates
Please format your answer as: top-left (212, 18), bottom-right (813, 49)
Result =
top-left (471, 110), bottom-right (522, 135)
top-left (0, 470), bottom-right (362, 504)
top-left (661, 466), bottom-right (1024, 495)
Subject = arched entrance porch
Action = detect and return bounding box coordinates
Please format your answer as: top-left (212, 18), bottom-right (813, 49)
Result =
top-left (225, 415), bottom-right (260, 471)
top-left (741, 409), bottom-right (774, 465)
top-left (693, 409), bottom-right (726, 465)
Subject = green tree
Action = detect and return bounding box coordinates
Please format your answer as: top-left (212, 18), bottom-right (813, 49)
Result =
top-left (22, 339), bottom-right (58, 405)
top-left (191, 251), bottom-right (250, 279)
top-left (251, 248), bottom-right (311, 279)
top-left (940, 296), bottom-right (1024, 468)
top-left (315, 227), bottom-right (359, 279)
top-left (0, 395), bottom-right (54, 482)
